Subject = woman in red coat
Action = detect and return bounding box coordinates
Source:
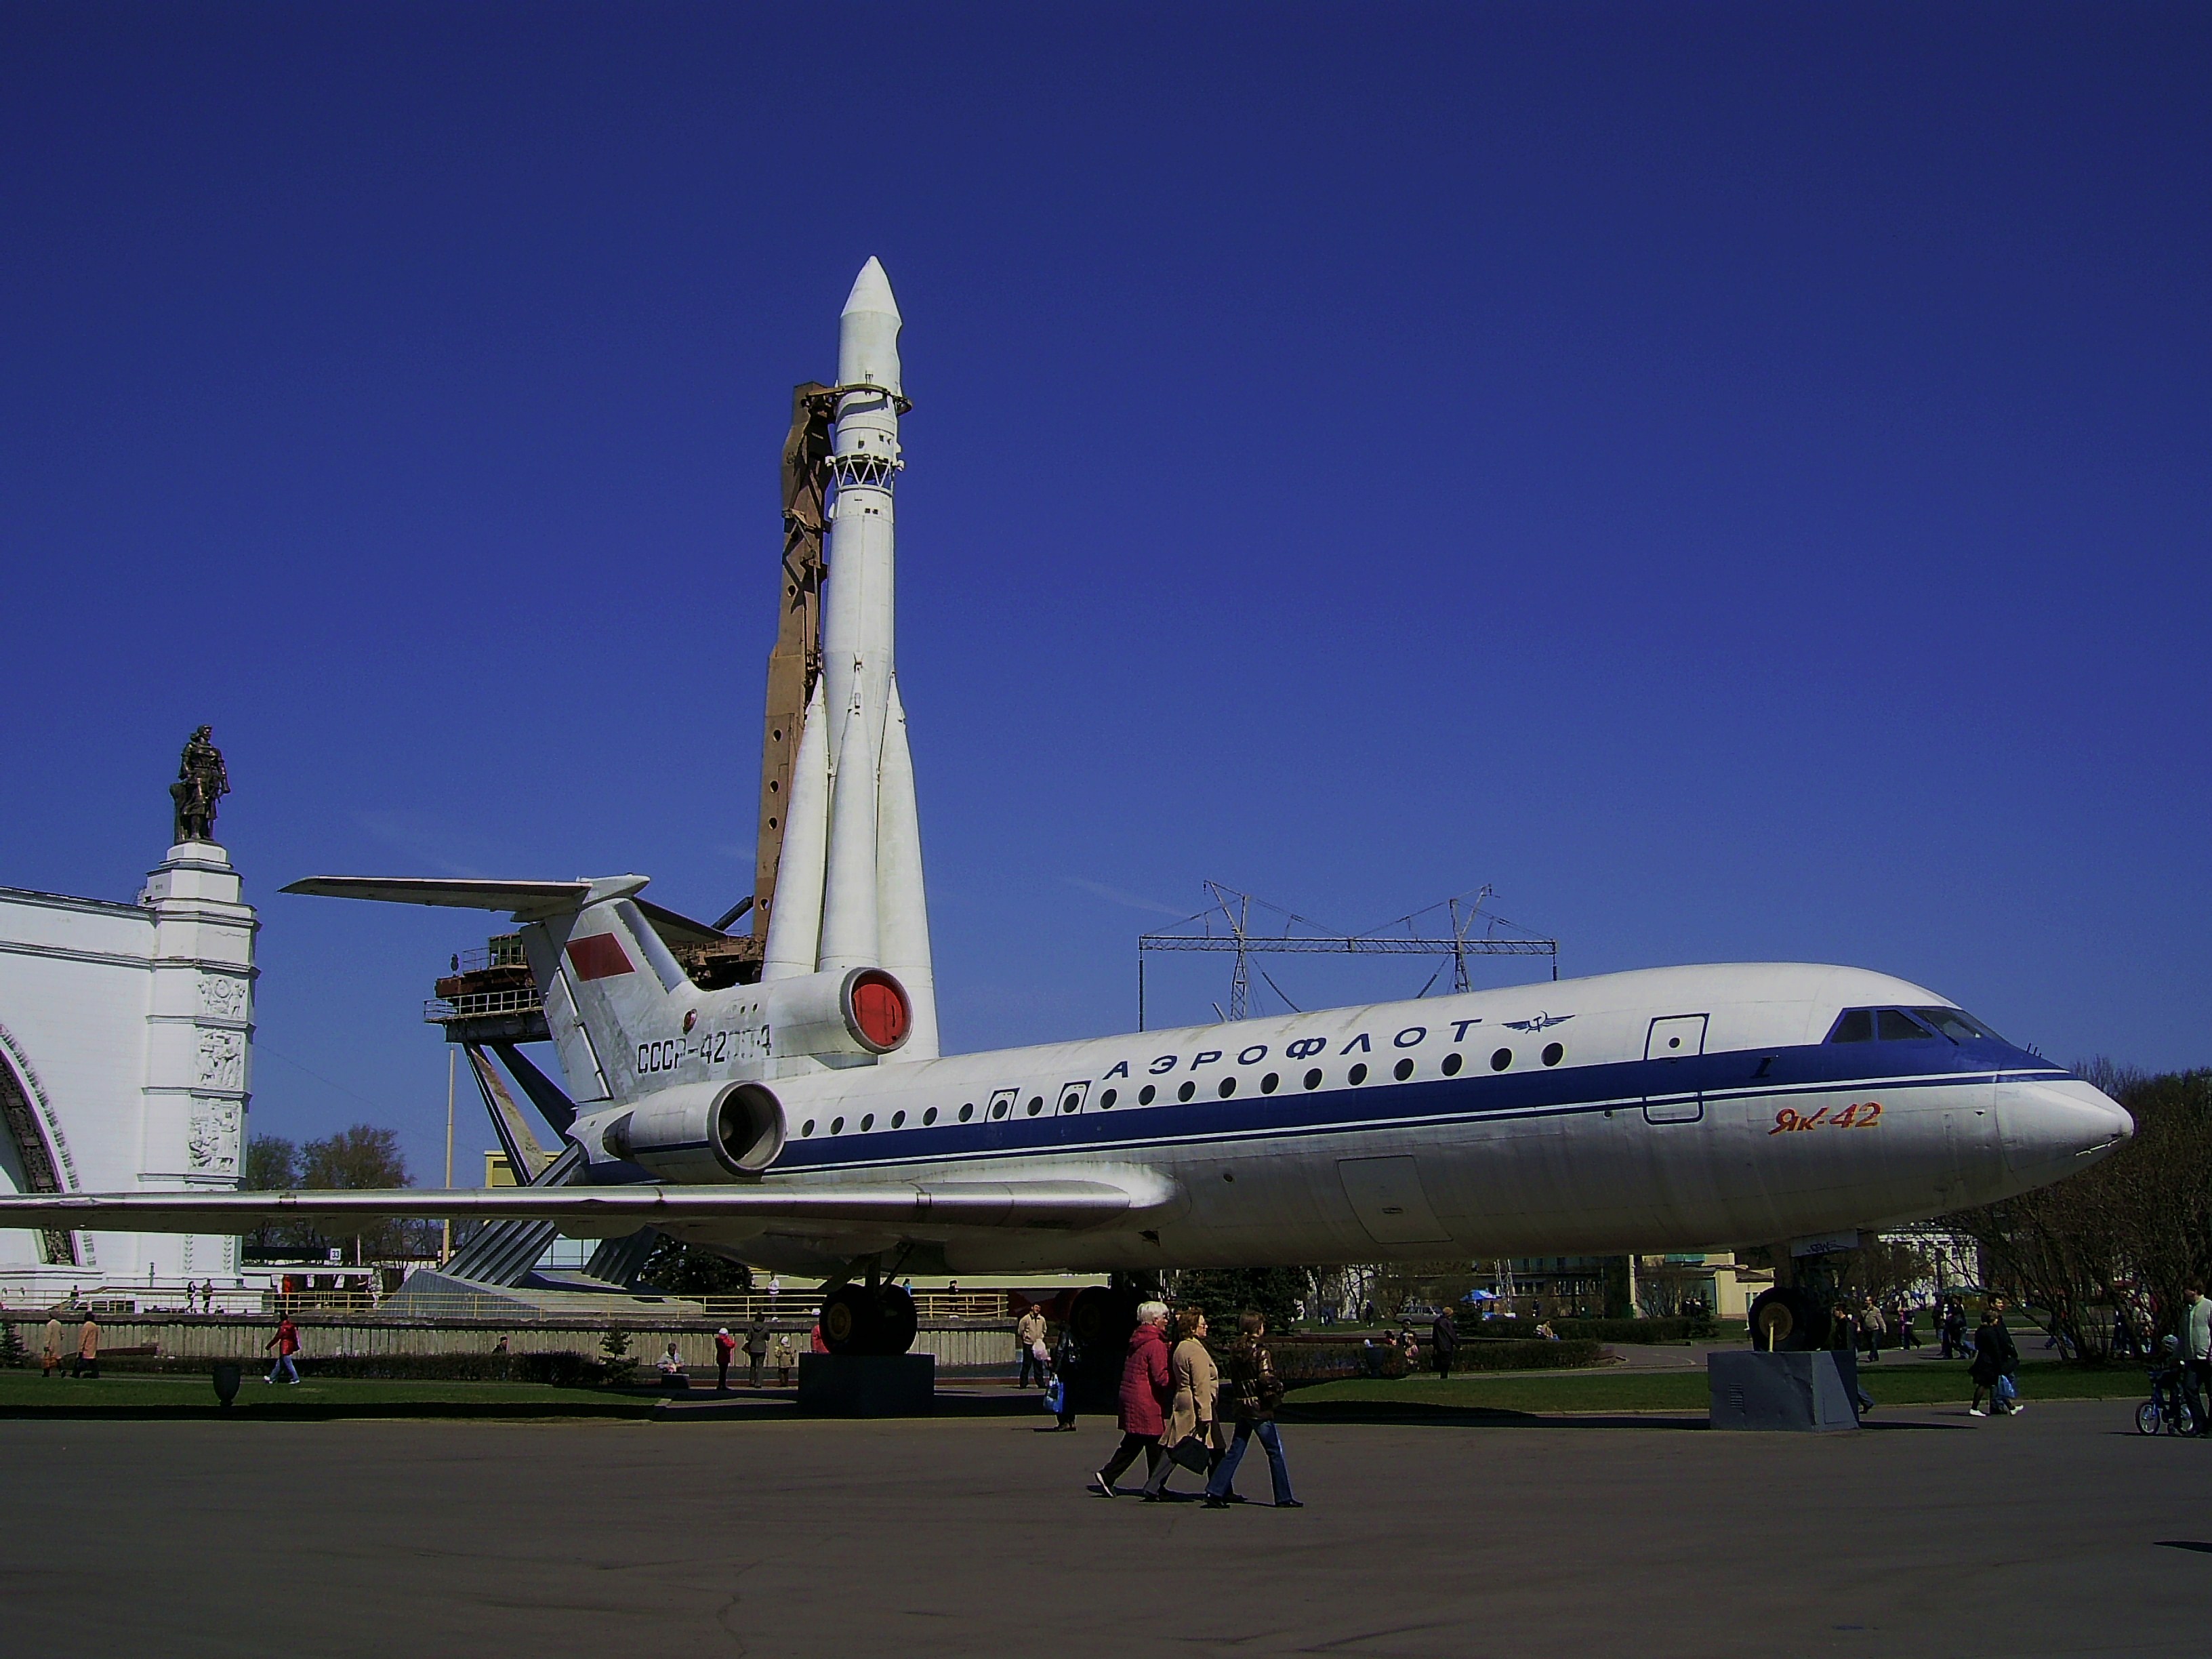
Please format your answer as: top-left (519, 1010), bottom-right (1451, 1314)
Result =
top-left (1092, 1302), bottom-right (1173, 1496)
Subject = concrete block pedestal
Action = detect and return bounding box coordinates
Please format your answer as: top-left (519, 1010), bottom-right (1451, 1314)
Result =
top-left (797, 1353), bottom-right (936, 1416)
top-left (1708, 1349), bottom-right (1862, 1431)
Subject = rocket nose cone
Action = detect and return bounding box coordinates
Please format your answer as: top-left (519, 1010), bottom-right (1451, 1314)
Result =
top-left (842, 257), bottom-right (901, 321)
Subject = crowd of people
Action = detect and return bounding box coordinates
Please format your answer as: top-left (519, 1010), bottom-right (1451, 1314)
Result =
top-left (1088, 1301), bottom-right (1300, 1508)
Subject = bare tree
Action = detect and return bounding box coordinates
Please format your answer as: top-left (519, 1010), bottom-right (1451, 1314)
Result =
top-left (1943, 1066), bottom-right (2212, 1362)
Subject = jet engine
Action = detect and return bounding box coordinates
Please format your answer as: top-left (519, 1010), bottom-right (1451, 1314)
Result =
top-left (596, 1080), bottom-right (785, 1183)
top-left (762, 966), bottom-right (912, 1059)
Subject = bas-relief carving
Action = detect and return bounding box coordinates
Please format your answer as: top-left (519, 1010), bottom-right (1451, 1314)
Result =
top-left (186, 1097), bottom-right (240, 1175)
top-left (198, 972), bottom-right (248, 1022)
top-left (196, 1029), bottom-right (245, 1091)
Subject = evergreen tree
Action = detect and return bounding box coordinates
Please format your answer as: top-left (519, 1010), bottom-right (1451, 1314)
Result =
top-left (1171, 1268), bottom-right (1313, 1336)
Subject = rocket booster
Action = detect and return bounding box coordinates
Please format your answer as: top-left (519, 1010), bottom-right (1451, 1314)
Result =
top-left (769, 258), bottom-right (939, 1057)
top-left (821, 257), bottom-right (902, 775)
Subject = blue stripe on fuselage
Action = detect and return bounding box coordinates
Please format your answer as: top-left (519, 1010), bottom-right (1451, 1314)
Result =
top-left (754, 1038), bottom-right (2061, 1177)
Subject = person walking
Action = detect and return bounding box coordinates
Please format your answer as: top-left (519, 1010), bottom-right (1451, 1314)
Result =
top-left (1049, 1326), bottom-right (1081, 1431)
top-left (1969, 1298), bottom-right (2022, 1416)
top-left (1891, 1300), bottom-right (1917, 1351)
top-left (2182, 1281), bottom-right (2211, 1432)
top-left (1204, 1311), bottom-right (1301, 1509)
top-left (70, 1311), bottom-right (100, 1379)
top-left (40, 1311), bottom-right (63, 1377)
top-left (1944, 1298), bottom-right (1969, 1361)
top-left (712, 1327), bottom-right (737, 1391)
top-left (1015, 1304), bottom-right (1048, 1389)
top-left (1092, 1301), bottom-right (1173, 1497)
top-left (264, 1313), bottom-right (301, 1384)
top-left (1431, 1307), bottom-right (1459, 1380)
top-left (1860, 1298), bottom-right (1885, 1362)
top-left (1141, 1307), bottom-right (1219, 1500)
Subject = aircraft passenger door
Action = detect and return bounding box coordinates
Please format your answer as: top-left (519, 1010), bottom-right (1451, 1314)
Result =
top-left (1643, 1014), bottom-right (1708, 1124)
top-left (1057, 1080), bottom-right (1090, 1117)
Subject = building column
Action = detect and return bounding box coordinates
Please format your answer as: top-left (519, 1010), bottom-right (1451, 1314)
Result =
top-left (138, 839), bottom-right (257, 1279)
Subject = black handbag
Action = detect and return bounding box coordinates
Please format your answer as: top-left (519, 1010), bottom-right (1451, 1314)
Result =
top-left (1168, 1434), bottom-right (1210, 1473)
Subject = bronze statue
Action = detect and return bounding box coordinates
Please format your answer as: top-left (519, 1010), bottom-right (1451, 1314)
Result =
top-left (170, 725), bottom-right (230, 844)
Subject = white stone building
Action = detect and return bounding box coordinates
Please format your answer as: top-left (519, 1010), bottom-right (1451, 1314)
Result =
top-left (0, 838), bottom-right (254, 1299)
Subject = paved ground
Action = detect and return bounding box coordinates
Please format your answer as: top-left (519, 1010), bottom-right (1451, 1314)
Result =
top-left (2, 1398), bottom-right (2205, 1656)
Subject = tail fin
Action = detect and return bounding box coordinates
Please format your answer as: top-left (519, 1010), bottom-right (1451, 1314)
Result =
top-left (514, 883), bottom-right (695, 1106)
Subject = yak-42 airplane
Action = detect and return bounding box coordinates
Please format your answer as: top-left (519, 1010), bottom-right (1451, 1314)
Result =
top-left (0, 260), bottom-right (2135, 1355)
top-left (0, 873), bottom-right (2132, 1355)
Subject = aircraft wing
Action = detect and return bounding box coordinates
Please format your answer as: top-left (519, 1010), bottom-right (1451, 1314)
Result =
top-left (0, 1179), bottom-right (1159, 1235)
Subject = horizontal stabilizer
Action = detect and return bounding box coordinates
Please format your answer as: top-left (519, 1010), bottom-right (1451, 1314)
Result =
top-left (281, 876), bottom-right (609, 918)
top-left (0, 1178), bottom-right (1162, 1235)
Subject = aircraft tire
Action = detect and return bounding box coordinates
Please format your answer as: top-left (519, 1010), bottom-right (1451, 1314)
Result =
top-left (1747, 1286), bottom-right (1830, 1352)
top-left (874, 1285), bottom-right (919, 1355)
top-left (820, 1285), bottom-right (881, 1355)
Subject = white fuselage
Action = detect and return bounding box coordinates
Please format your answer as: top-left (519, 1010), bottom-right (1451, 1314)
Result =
top-left (569, 960), bottom-right (2129, 1277)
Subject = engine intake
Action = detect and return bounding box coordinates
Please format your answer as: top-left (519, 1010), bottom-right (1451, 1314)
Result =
top-left (598, 1080), bottom-right (785, 1183)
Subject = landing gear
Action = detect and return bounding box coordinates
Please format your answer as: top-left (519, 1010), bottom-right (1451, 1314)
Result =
top-left (819, 1282), bottom-right (920, 1357)
top-left (1067, 1284), bottom-right (1137, 1353)
top-left (1064, 1281), bottom-right (1143, 1410)
top-left (1748, 1286), bottom-right (1832, 1352)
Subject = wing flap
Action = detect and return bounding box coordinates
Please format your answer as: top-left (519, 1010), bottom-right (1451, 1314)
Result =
top-left (0, 1179), bottom-right (1156, 1235)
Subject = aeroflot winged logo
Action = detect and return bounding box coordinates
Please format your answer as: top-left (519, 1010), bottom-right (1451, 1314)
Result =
top-left (565, 933), bottom-right (634, 981)
top-left (1503, 1012), bottom-right (1574, 1032)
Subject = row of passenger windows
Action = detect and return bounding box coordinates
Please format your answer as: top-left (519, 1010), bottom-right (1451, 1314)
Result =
top-left (1826, 1006), bottom-right (2004, 1045)
top-left (794, 1039), bottom-right (1569, 1139)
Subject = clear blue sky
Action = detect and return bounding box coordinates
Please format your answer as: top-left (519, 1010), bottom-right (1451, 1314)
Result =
top-left (4, 5), bottom-right (2206, 1181)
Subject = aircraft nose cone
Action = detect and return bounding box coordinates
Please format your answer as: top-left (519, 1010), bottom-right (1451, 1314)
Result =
top-left (1999, 1077), bottom-right (2133, 1187)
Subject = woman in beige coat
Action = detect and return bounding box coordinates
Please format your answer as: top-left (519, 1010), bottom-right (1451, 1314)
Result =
top-left (1141, 1307), bottom-right (1219, 1500)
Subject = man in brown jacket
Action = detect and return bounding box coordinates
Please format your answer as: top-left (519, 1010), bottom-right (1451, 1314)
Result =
top-left (1015, 1305), bottom-right (1048, 1388)
top-left (71, 1312), bottom-right (100, 1378)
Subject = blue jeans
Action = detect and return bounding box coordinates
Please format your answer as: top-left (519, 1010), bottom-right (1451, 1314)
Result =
top-left (1206, 1420), bottom-right (1294, 1504)
top-left (267, 1353), bottom-right (298, 1383)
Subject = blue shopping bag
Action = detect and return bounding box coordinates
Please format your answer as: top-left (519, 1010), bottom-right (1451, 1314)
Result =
top-left (1994, 1373), bottom-right (2017, 1406)
top-left (1043, 1377), bottom-right (1065, 1414)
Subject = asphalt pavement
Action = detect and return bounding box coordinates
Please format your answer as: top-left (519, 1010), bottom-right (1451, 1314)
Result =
top-left (1, 1397), bottom-right (2202, 1656)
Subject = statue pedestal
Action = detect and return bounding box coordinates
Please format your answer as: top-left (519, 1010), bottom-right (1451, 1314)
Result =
top-left (797, 1353), bottom-right (935, 1417)
top-left (1708, 1350), bottom-right (1862, 1431)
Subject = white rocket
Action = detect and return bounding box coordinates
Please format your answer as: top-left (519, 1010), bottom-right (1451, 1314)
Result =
top-left (761, 259), bottom-right (939, 1060)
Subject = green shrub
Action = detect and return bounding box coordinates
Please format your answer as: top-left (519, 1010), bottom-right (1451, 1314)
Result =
top-left (1247, 1336), bottom-right (1603, 1386)
top-left (81, 1351), bottom-right (602, 1385)
top-left (599, 1326), bottom-right (634, 1387)
top-left (1550, 1316), bottom-right (1706, 1344)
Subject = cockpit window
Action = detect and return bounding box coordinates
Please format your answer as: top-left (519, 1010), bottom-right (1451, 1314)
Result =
top-left (1827, 1010), bottom-right (1875, 1044)
top-left (1912, 1006), bottom-right (2004, 1044)
top-left (1877, 1009), bottom-right (1935, 1041)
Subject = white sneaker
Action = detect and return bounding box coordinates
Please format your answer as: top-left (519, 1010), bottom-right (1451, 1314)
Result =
top-left (1967, 1406), bottom-right (1986, 1416)
top-left (2007, 1404), bottom-right (2023, 1415)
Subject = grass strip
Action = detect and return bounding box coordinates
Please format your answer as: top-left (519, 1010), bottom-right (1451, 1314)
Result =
top-left (1286, 1359), bottom-right (2153, 1418)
